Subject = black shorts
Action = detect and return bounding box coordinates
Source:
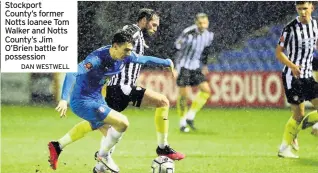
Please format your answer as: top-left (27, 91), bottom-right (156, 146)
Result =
top-left (282, 74), bottom-right (318, 104)
top-left (177, 67), bottom-right (207, 87)
top-left (313, 57), bottom-right (318, 71)
top-left (105, 85), bottom-right (146, 112)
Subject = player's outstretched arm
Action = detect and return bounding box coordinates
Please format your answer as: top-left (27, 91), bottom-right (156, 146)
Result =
top-left (131, 55), bottom-right (176, 78)
top-left (56, 72), bottom-right (77, 117)
top-left (56, 61), bottom-right (90, 117)
top-left (132, 55), bottom-right (172, 67)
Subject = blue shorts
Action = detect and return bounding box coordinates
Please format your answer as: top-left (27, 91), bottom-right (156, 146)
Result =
top-left (70, 98), bottom-right (111, 130)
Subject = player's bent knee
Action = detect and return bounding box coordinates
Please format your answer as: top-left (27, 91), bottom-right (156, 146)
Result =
top-left (104, 110), bottom-right (129, 132)
top-left (179, 91), bottom-right (188, 97)
top-left (178, 88), bottom-right (188, 96)
top-left (158, 95), bottom-right (169, 108)
top-left (202, 87), bottom-right (211, 94)
top-left (293, 112), bottom-right (305, 122)
top-left (117, 115), bottom-right (129, 132)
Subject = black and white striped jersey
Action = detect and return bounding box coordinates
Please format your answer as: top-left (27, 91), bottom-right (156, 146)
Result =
top-left (174, 25), bottom-right (214, 71)
top-left (108, 24), bottom-right (145, 86)
top-left (279, 16), bottom-right (318, 83)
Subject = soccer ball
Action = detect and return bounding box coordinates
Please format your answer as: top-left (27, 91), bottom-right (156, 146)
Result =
top-left (311, 122), bottom-right (318, 136)
top-left (93, 165), bottom-right (112, 173)
top-left (151, 156), bottom-right (175, 173)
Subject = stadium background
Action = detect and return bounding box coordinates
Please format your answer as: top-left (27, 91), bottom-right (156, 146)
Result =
top-left (2, 1), bottom-right (318, 173)
top-left (3, 1), bottom-right (317, 107)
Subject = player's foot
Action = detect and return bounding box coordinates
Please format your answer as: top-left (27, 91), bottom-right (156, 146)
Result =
top-left (291, 138), bottom-right (299, 151)
top-left (180, 126), bottom-right (190, 133)
top-left (95, 151), bottom-right (119, 173)
top-left (186, 119), bottom-right (196, 130)
top-left (156, 145), bottom-right (185, 160)
top-left (48, 141), bottom-right (62, 170)
top-left (278, 145), bottom-right (299, 159)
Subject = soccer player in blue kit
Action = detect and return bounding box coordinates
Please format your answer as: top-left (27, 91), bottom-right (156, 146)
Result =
top-left (50, 30), bottom-right (182, 173)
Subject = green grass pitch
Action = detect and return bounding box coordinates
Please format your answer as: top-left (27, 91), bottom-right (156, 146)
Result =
top-left (1, 105), bottom-right (318, 173)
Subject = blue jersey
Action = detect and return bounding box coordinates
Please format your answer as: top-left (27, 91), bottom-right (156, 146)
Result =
top-left (61, 45), bottom-right (171, 101)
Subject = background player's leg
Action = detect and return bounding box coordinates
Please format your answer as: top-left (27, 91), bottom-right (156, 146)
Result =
top-left (299, 98), bottom-right (318, 132)
top-left (278, 103), bottom-right (304, 158)
top-left (186, 81), bottom-right (211, 122)
top-left (291, 98), bottom-right (318, 150)
top-left (177, 87), bottom-right (189, 130)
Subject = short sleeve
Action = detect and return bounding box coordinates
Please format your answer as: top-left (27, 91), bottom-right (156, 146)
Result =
top-left (82, 55), bottom-right (102, 72)
top-left (278, 26), bottom-right (292, 48)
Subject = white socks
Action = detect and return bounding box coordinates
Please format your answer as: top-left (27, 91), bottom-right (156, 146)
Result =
top-left (186, 110), bottom-right (196, 120)
top-left (180, 118), bottom-right (187, 127)
top-left (98, 127), bottom-right (123, 157)
top-left (157, 132), bottom-right (168, 149)
top-left (58, 134), bottom-right (72, 149)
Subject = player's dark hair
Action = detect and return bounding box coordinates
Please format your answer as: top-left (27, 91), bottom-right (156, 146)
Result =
top-left (137, 8), bottom-right (159, 22)
top-left (123, 24), bottom-right (141, 39)
top-left (112, 29), bottom-right (134, 45)
top-left (195, 13), bottom-right (208, 21)
top-left (295, 1), bottom-right (313, 5)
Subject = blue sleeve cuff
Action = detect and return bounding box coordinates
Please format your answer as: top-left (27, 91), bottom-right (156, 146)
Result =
top-left (61, 72), bottom-right (77, 100)
top-left (132, 55), bottom-right (171, 67)
top-left (60, 62), bottom-right (88, 100)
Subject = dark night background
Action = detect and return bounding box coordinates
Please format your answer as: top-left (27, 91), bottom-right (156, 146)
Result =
top-left (77, 1), bottom-right (298, 62)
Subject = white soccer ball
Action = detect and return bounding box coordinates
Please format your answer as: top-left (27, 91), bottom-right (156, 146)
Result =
top-left (311, 122), bottom-right (318, 136)
top-left (151, 156), bottom-right (175, 173)
top-left (93, 165), bottom-right (112, 173)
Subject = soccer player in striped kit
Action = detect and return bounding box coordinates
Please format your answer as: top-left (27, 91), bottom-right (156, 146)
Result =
top-left (174, 13), bottom-right (214, 132)
top-left (105, 8), bottom-right (184, 159)
top-left (48, 8), bottom-right (184, 173)
top-left (94, 8), bottom-right (185, 172)
top-left (276, 1), bottom-right (318, 158)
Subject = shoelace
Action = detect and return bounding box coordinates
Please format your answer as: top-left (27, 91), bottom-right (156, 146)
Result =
top-left (166, 146), bottom-right (176, 154)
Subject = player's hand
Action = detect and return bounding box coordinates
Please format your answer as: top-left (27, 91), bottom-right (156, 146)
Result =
top-left (166, 59), bottom-right (176, 78)
top-left (202, 66), bottom-right (209, 76)
top-left (55, 100), bottom-right (68, 118)
top-left (291, 64), bottom-right (301, 78)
